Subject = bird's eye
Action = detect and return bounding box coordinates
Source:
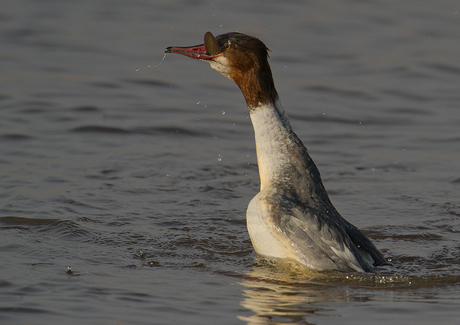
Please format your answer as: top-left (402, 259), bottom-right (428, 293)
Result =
top-left (224, 40), bottom-right (231, 49)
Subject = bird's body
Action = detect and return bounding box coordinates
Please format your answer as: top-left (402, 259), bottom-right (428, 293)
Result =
top-left (166, 32), bottom-right (386, 272)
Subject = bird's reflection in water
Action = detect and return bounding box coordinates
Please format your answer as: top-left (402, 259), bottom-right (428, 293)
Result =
top-left (238, 258), bottom-right (371, 324)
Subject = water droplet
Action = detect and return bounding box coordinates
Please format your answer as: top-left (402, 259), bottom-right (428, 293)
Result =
top-left (135, 68), bottom-right (140, 71)
top-left (222, 111), bottom-right (226, 115)
top-left (217, 154), bottom-right (223, 162)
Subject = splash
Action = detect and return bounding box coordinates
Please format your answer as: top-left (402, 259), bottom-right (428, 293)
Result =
top-left (135, 52), bottom-right (168, 72)
top-left (153, 51), bottom-right (167, 67)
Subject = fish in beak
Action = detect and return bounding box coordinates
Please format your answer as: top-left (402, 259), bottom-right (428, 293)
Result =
top-left (165, 31), bottom-right (222, 60)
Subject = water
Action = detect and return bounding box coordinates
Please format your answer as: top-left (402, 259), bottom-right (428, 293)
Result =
top-left (1, 1), bottom-right (459, 324)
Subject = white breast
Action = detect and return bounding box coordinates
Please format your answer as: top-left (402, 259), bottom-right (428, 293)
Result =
top-left (245, 101), bottom-right (302, 260)
top-left (246, 191), bottom-right (288, 259)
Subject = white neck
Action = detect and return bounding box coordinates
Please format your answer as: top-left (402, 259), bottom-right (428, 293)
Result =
top-left (249, 99), bottom-right (295, 190)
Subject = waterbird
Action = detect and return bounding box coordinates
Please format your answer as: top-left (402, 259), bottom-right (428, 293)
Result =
top-left (166, 32), bottom-right (386, 272)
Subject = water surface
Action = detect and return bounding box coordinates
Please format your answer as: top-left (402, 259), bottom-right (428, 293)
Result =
top-left (1, 1), bottom-right (459, 324)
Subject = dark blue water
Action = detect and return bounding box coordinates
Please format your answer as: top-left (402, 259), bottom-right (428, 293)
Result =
top-left (1, 1), bottom-right (460, 324)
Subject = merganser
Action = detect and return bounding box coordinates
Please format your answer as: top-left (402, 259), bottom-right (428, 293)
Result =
top-left (166, 32), bottom-right (386, 272)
